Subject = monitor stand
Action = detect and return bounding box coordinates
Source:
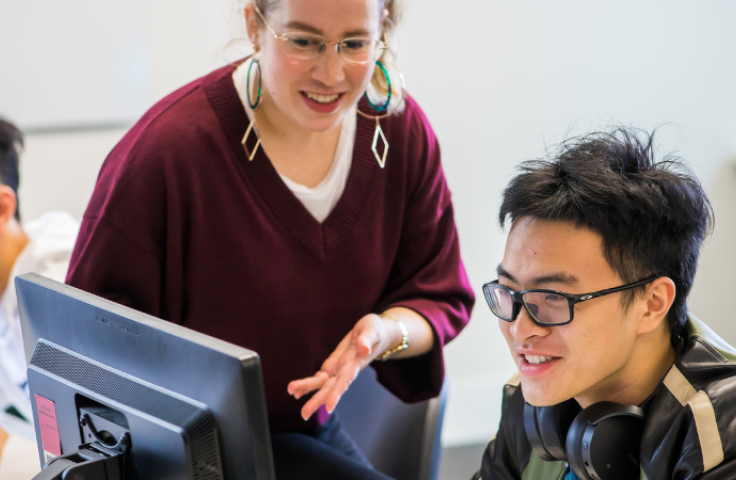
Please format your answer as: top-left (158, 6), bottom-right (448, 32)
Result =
top-left (32, 413), bottom-right (130, 480)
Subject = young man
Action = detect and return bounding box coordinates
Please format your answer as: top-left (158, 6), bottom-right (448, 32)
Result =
top-left (476, 129), bottom-right (736, 479)
top-left (0, 119), bottom-right (79, 478)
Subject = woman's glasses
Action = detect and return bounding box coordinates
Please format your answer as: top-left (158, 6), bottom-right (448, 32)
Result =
top-left (482, 275), bottom-right (662, 326)
top-left (254, 5), bottom-right (387, 65)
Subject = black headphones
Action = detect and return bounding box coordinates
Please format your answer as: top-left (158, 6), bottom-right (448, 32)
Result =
top-left (523, 400), bottom-right (645, 480)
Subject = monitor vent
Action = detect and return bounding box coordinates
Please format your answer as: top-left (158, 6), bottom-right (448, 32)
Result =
top-left (187, 410), bottom-right (224, 480)
top-left (31, 341), bottom-right (223, 480)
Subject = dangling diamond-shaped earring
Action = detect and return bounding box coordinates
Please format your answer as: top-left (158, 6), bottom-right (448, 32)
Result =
top-left (359, 58), bottom-right (404, 169)
top-left (242, 119), bottom-right (261, 162)
top-left (371, 117), bottom-right (389, 169)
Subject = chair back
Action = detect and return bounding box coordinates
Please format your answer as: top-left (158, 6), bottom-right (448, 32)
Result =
top-left (335, 368), bottom-right (448, 480)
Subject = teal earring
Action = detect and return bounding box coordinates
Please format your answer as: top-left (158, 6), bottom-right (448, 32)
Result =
top-left (359, 61), bottom-right (394, 168)
top-left (364, 60), bottom-right (392, 112)
top-left (242, 56), bottom-right (262, 161)
top-left (247, 57), bottom-right (262, 109)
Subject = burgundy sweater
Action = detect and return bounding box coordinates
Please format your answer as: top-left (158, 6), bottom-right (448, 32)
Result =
top-left (66, 63), bottom-right (474, 431)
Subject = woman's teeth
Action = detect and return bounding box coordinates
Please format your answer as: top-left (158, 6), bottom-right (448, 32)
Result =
top-left (305, 92), bottom-right (340, 104)
top-left (525, 355), bottom-right (555, 364)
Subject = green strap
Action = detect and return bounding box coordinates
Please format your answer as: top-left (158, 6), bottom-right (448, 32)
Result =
top-left (522, 454), bottom-right (566, 480)
top-left (522, 453), bottom-right (646, 480)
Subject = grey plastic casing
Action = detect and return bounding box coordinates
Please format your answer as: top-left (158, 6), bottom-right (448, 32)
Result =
top-left (17, 273), bottom-right (275, 480)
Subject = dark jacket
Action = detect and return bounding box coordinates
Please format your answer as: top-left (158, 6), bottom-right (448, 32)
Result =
top-left (475, 315), bottom-right (736, 479)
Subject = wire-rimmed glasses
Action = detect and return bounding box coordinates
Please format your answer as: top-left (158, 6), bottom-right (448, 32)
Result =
top-left (482, 275), bottom-right (662, 326)
top-left (253, 4), bottom-right (387, 64)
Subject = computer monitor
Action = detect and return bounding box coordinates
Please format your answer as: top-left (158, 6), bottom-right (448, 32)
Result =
top-left (16, 273), bottom-right (275, 480)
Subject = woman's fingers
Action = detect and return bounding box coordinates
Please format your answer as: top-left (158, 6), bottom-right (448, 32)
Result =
top-left (300, 375), bottom-right (337, 420)
top-left (320, 332), bottom-right (353, 375)
top-left (287, 370), bottom-right (330, 399)
top-left (324, 362), bottom-right (361, 414)
top-left (352, 315), bottom-right (383, 358)
top-left (288, 329), bottom-right (362, 402)
top-left (293, 314), bottom-right (390, 419)
top-left (354, 331), bottom-right (373, 357)
top-left (300, 359), bottom-right (363, 419)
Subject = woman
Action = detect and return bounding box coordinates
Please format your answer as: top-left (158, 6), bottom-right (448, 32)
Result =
top-left (67, 0), bottom-right (474, 478)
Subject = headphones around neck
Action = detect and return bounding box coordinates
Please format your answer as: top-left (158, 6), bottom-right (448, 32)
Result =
top-left (523, 400), bottom-right (645, 480)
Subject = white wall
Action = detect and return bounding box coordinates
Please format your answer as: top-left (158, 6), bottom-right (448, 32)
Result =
top-left (13, 0), bottom-right (736, 448)
top-left (0, 0), bottom-right (149, 130)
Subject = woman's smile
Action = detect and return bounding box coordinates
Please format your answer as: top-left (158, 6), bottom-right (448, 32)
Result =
top-left (301, 91), bottom-right (345, 113)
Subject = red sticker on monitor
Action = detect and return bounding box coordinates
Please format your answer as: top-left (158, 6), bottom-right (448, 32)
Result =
top-left (35, 395), bottom-right (62, 458)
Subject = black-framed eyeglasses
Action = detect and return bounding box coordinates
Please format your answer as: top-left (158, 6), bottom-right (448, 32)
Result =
top-left (482, 274), bottom-right (661, 326)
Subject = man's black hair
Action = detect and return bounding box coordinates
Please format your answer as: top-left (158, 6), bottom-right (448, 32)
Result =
top-left (499, 127), bottom-right (714, 346)
top-left (0, 118), bottom-right (22, 221)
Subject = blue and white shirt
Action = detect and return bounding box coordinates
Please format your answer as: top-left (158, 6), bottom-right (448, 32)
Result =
top-left (0, 211), bottom-right (79, 440)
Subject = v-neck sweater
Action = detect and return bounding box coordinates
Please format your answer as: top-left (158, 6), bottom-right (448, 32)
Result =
top-left (233, 58), bottom-right (357, 223)
top-left (66, 63), bottom-right (475, 431)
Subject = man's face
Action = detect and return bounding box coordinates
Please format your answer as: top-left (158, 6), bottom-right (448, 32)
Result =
top-left (498, 218), bottom-right (645, 407)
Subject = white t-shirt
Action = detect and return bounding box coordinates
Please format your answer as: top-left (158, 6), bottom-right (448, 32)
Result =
top-left (0, 211), bottom-right (79, 479)
top-left (232, 59), bottom-right (356, 223)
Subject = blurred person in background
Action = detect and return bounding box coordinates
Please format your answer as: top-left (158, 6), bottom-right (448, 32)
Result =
top-left (66, 0), bottom-right (473, 478)
top-left (0, 119), bottom-right (79, 478)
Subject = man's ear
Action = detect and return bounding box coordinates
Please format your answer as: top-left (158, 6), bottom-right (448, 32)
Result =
top-left (637, 276), bottom-right (676, 335)
top-left (0, 186), bottom-right (18, 236)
